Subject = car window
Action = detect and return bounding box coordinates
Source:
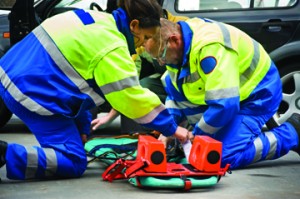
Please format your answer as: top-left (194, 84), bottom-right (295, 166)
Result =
top-left (0, 0), bottom-right (108, 10)
top-left (0, 0), bottom-right (43, 9)
top-left (253, 0), bottom-right (297, 7)
top-left (0, 0), bottom-right (16, 9)
top-left (55, 0), bottom-right (107, 10)
top-left (177, 0), bottom-right (298, 11)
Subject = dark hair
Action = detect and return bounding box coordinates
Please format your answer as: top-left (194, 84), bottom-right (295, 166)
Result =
top-left (118, 0), bottom-right (162, 28)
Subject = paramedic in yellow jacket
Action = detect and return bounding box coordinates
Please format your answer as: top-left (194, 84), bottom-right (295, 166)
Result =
top-left (91, 10), bottom-right (189, 132)
top-left (144, 18), bottom-right (300, 169)
top-left (0, 0), bottom-right (189, 181)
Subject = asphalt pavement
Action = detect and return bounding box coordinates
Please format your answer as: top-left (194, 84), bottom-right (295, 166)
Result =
top-left (0, 115), bottom-right (300, 199)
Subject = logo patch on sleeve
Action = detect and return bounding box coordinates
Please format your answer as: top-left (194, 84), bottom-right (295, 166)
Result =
top-left (200, 56), bottom-right (217, 74)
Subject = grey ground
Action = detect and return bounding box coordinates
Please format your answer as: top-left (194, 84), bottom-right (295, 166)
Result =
top-left (0, 115), bottom-right (299, 199)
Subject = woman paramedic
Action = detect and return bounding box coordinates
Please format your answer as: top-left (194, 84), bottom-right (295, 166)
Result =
top-left (0, 0), bottom-right (189, 180)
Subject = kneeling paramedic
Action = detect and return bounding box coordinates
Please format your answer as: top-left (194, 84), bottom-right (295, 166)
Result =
top-left (0, 0), bottom-right (189, 180)
top-left (144, 18), bottom-right (300, 169)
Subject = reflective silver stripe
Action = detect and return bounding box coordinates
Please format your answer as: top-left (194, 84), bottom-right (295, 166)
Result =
top-left (165, 99), bottom-right (178, 109)
top-left (252, 137), bottom-right (263, 163)
top-left (241, 39), bottom-right (260, 86)
top-left (216, 20), bottom-right (261, 87)
top-left (215, 22), bottom-right (233, 49)
top-left (0, 67), bottom-right (53, 115)
top-left (134, 104), bottom-right (165, 124)
top-left (166, 99), bottom-right (199, 110)
top-left (198, 117), bottom-right (221, 134)
top-left (43, 148), bottom-right (58, 177)
top-left (161, 76), bottom-right (167, 87)
top-left (24, 147), bottom-right (58, 179)
top-left (265, 131), bottom-right (277, 160)
top-left (184, 71), bottom-right (200, 83)
top-left (32, 26), bottom-right (105, 106)
top-left (168, 70), bottom-right (177, 82)
top-left (25, 147), bottom-right (38, 179)
top-left (100, 76), bottom-right (139, 95)
top-left (205, 87), bottom-right (239, 101)
top-left (186, 113), bottom-right (202, 125)
top-left (166, 100), bottom-right (203, 125)
top-left (178, 101), bottom-right (200, 108)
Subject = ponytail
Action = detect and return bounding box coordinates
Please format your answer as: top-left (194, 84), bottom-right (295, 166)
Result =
top-left (118, 0), bottom-right (162, 28)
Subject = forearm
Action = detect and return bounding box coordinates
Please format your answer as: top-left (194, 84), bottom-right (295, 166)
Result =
top-left (107, 108), bottom-right (120, 121)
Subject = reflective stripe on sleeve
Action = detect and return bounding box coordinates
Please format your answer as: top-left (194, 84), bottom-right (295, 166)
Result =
top-left (215, 21), bottom-right (262, 89)
top-left (166, 99), bottom-right (199, 109)
top-left (134, 104), bottom-right (165, 124)
top-left (205, 87), bottom-right (239, 101)
top-left (240, 40), bottom-right (260, 86)
top-left (186, 113), bottom-right (203, 125)
top-left (198, 117), bottom-right (221, 134)
top-left (215, 21), bottom-right (233, 49)
top-left (100, 76), bottom-right (139, 95)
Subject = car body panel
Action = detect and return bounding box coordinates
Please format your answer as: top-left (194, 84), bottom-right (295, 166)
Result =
top-left (164, 0), bottom-right (300, 53)
top-left (0, 10), bottom-right (10, 57)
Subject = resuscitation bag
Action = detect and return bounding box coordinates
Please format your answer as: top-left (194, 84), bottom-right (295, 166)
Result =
top-left (84, 134), bottom-right (230, 190)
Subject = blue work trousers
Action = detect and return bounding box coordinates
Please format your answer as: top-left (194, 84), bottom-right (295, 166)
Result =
top-left (0, 86), bottom-right (87, 180)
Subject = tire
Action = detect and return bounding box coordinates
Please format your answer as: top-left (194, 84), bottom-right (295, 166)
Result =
top-left (0, 97), bottom-right (12, 128)
top-left (273, 62), bottom-right (300, 125)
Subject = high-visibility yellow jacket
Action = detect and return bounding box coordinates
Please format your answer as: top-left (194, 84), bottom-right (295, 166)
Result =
top-left (162, 18), bottom-right (281, 135)
top-left (0, 8), bottom-right (178, 136)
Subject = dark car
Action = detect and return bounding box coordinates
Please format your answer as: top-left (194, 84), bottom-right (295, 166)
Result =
top-left (164, 0), bottom-right (300, 126)
top-left (0, 10), bottom-right (10, 58)
top-left (0, 0), bottom-right (299, 128)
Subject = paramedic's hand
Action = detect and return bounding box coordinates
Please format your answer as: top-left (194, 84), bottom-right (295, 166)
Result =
top-left (91, 109), bottom-right (119, 131)
top-left (158, 134), bottom-right (169, 147)
top-left (173, 126), bottom-right (189, 143)
top-left (187, 131), bottom-right (194, 143)
top-left (91, 116), bottom-right (112, 131)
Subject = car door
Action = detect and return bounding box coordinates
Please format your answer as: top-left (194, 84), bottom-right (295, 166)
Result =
top-left (9, 0), bottom-right (41, 46)
top-left (0, 1), bottom-right (14, 58)
top-left (165, 0), bottom-right (300, 53)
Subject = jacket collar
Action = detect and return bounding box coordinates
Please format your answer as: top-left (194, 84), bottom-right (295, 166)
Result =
top-left (168, 21), bottom-right (193, 80)
top-left (112, 8), bottom-right (136, 55)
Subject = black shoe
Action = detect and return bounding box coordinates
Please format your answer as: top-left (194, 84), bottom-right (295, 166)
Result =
top-left (0, 140), bottom-right (8, 168)
top-left (287, 113), bottom-right (300, 154)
